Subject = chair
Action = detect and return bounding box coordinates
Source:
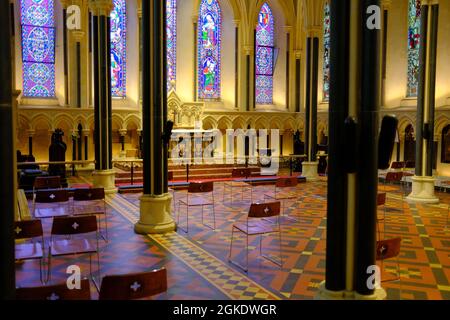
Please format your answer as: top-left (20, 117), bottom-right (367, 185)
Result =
top-left (376, 237), bottom-right (402, 284)
top-left (178, 181), bottom-right (216, 233)
top-left (99, 268), bottom-right (167, 300)
top-left (264, 177), bottom-right (299, 221)
top-left (73, 188), bottom-right (108, 241)
top-left (168, 171), bottom-right (176, 213)
top-left (33, 176), bottom-right (62, 195)
top-left (229, 202), bottom-right (283, 272)
top-left (14, 219), bottom-right (47, 284)
top-left (33, 189), bottom-right (71, 219)
top-left (377, 193), bottom-right (387, 240)
top-left (223, 168), bottom-right (253, 205)
top-left (384, 172), bottom-right (406, 211)
top-left (16, 279), bottom-right (91, 300)
top-left (390, 162), bottom-right (405, 170)
top-left (48, 216), bottom-right (100, 286)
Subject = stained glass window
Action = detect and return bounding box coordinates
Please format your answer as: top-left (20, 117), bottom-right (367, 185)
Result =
top-left (198, 0), bottom-right (221, 100)
top-left (323, 2), bottom-right (331, 102)
top-left (407, 0), bottom-right (421, 97)
top-left (255, 3), bottom-right (275, 105)
top-left (21, 0), bottom-right (56, 98)
top-left (167, 0), bottom-right (177, 91)
top-left (111, 0), bottom-right (127, 97)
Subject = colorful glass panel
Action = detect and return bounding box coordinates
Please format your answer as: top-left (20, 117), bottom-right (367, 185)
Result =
top-left (167, 0), bottom-right (177, 91)
top-left (407, 0), bottom-right (421, 97)
top-left (255, 3), bottom-right (274, 105)
top-left (111, 0), bottom-right (127, 97)
top-left (21, 0), bottom-right (55, 98)
top-left (198, 0), bottom-right (221, 100)
top-left (323, 2), bottom-right (330, 102)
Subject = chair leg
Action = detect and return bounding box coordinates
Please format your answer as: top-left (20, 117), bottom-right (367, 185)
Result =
top-left (245, 234), bottom-right (249, 273)
top-left (228, 228), bottom-right (235, 260)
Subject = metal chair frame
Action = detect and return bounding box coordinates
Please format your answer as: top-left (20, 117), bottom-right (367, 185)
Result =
top-left (223, 168), bottom-right (253, 205)
top-left (177, 182), bottom-right (216, 233)
top-left (228, 202), bottom-right (283, 273)
top-left (264, 177), bottom-right (299, 222)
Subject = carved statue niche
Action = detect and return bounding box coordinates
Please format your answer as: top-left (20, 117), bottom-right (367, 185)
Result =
top-left (48, 128), bottom-right (68, 187)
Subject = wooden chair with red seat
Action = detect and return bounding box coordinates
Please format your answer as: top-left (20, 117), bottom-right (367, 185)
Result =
top-left (264, 177), bottom-right (299, 221)
top-left (223, 168), bottom-right (253, 205)
top-left (178, 181), bottom-right (216, 233)
top-left (48, 215), bottom-right (100, 286)
top-left (99, 268), bottom-right (167, 300)
top-left (376, 237), bottom-right (402, 286)
top-left (377, 193), bottom-right (387, 240)
top-left (14, 219), bottom-right (47, 284)
top-left (33, 189), bottom-right (71, 219)
top-left (16, 279), bottom-right (91, 300)
top-left (228, 202), bottom-right (283, 272)
top-left (73, 188), bottom-right (108, 241)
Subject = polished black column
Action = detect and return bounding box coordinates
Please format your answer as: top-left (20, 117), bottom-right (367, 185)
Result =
top-left (305, 36), bottom-right (319, 162)
top-left (324, 0), bottom-right (381, 297)
top-left (355, 0), bottom-right (382, 296)
top-left (142, 0), bottom-right (168, 196)
top-left (325, 0), bottom-right (350, 292)
top-left (63, 7), bottom-right (69, 105)
top-left (415, 3), bottom-right (439, 177)
top-left (91, 5), bottom-right (113, 171)
top-left (295, 54), bottom-right (301, 113)
top-left (0, 0), bottom-right (15, 299)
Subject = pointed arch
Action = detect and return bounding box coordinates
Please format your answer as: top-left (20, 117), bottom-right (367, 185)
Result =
top-left (20, 0), bottom-right (56, 98)
top-left (255, 2), bottom-right (275, 105)
top-left (198, 0), bottom-right (222, 100)
top-left (111, 0), bottom-right (127, 97)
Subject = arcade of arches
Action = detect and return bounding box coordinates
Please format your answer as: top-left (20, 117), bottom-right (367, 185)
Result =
top-left (1, 0), bottom-right (450, 301)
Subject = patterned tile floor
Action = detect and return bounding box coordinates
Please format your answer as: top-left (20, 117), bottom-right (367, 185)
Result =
top-left (15, 177), bottom-right (450, 300)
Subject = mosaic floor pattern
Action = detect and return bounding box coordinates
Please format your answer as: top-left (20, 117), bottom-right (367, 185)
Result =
top-left (15, 177), bottom-right (450, 300)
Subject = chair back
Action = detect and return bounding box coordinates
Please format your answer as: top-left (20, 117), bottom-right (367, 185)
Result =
top-left (168, 171), bottom-right (174, 181)
top-left (51, 215), bottom-right (98, 236)
top-left (377, 193), bottom-right (387, 206)
top-left (35, 189), bottom-right (69, 204)
top-left (99, 268), bottom-right (167, 300)
top-left (16, 279), bottom-right (91, 300)
top-left (276, 177), bottom-right (298, 188)
top-left (248, 202), bottom-right (281, 218)
top-left (73, 188), bottom-right (105, 201)
top-left (405, 161), bottom-right (415, 169)
top-left (14, 220), bottom-right (43, 240)
top-left (385, 172), bottom-right (403, 183)
top-left (390, 162), bottom-right (405, 169)
top-left (188, 181), bottom-right (214, 194)
top-left (376, 238), bottom-right (402, 261)
top-left (34, 176), bottom-right (61, 190)
top-left (231, 168), bottom-right (251, 178)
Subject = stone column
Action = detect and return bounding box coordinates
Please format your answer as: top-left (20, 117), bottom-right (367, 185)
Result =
top-left (83, 129), bottom-right (90, 163)
top-left (233, 20), bottom-right (240, 110)
top-left (72, 30), bottom-right (85, 108)
top-left (408, 0), bottom-right (440, 204)
top-left (135, 0), bottom-right (176, 234)
top-left (294, 50), bottom-right (302, 113)
top-left (303, 27), bottom-right (320, 181)
top-left (119, 129), bottom-right (127, 158)
top-left (244, 46), bottom-right (254, 112)
top-left (89, 0), bottom-right (116, 194)
top-left (226, 129), bottom-right (235, 164)
top-left (61, 0), bottom-right (70, 105)
top-left (28, 129), bottom-right (35, 156)
top-left (0, 0), bottom-right (15, 298)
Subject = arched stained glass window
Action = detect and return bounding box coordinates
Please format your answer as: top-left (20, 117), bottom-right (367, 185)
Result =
top-left (111, 0), bottom-right (127, 97)
top-left (21, 0), bottom-right (56, 98)
top-left (255, 3), bottom-right (275, 105)
top-left (323, 2), bottom-right (331, 102)
top-left (167, 0), bottom-right (177, 91)
top-left (407, 0), bottom-right (421, 97)
top-left (198, 0), bottom-right (221, 100)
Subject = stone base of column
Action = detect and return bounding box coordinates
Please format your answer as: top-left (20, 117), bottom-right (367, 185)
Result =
top-left (316, 282), bottom-right (386, 300)
top-left (135, 194), bottom-right (176, 234)
top-left (302, 162), bottom-right (319, 181)
top-left (93, 169), bottom-right (117, 194)
top-left (407, 176), bottom-right (439, 204)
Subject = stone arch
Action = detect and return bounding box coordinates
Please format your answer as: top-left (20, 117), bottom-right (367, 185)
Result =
top-left (31, 114), bottom-right (53, 131)
top-left (202, 116), bottom-right (218, 129)
top-left (217, 116), bottom-right (233, 129)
